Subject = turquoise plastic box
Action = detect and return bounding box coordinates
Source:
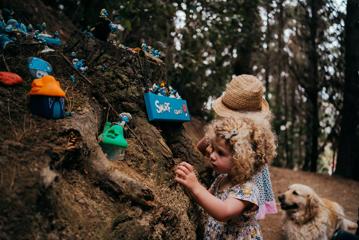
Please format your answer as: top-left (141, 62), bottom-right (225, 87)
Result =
top-left (144, 92), bottom-right (191, 122)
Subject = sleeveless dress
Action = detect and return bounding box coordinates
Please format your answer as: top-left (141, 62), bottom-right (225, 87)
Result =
top-left (204, 174), bottom-right (263, 240)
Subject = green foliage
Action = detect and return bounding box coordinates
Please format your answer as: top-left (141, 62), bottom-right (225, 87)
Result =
top-left (169, 0), bottom-right (262, 116)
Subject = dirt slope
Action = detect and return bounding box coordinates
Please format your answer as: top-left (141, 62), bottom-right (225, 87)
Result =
top-left (0, 3), bottom-right (207, 238)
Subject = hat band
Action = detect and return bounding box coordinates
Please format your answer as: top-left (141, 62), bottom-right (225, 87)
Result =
top-left (221, 98), bottom-right (262, 112)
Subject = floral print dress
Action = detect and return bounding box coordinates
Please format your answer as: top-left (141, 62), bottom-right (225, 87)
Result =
top-left (204, 174), bottom-right (262, 240)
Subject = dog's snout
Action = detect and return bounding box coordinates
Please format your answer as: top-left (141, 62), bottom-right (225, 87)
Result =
top-left (278, 194), bottom-right (285, 203)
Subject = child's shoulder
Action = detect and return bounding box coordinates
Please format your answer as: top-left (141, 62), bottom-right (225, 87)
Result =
top-left (229, 180), bottom-right (259, 202)
top-left (234, 180), bottom-right (257, 192)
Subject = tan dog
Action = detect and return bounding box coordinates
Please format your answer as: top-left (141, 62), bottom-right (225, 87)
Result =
top-left (278, 184), bottom-right (357, 240)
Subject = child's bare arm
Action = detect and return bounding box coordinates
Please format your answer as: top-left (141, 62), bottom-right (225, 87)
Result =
top-left (175, 162), bottom-right (248, 222)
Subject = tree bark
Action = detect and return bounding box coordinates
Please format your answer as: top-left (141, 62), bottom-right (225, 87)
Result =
top-left (302, 0), bottom-right (320, 172)
top-left (233, 1), bottom-right (260, 75)
top-left (264, 0), bottom-right (271, 101)
top-left (336, 0), bottom-right (359, 180)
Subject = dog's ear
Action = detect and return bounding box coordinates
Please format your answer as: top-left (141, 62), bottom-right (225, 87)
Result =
top-left (305, 194), bottom-right (320, 219)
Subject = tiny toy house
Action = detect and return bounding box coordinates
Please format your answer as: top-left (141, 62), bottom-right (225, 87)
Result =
top-left (98, 113), bottom-right (132, 161)
top-left (29, 75), bottom-right (66, 119)
top-left (30, 95), bottom-right (65, 119)
top-left (98, 122), bottom-right (128, 161)
top-left (144, 92), bottom-right (190, 122)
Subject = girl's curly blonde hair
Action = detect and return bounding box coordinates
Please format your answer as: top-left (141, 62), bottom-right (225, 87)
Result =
top-left (205, 117), bottom-right (277, 184)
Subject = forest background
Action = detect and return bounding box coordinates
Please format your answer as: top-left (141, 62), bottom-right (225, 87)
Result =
top-left (43, 0), bottom-right (359, 180)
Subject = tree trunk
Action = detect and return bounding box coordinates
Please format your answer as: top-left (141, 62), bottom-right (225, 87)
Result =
top-left (336, 0), bottom-right (359, 180)
top-left (303, 0), bottom-right (320, 172)
top-left (272, 0), bottom-right (284, 167)
top-left (309, 92), bottom-right (319, 172)
top-left (287, 76), bottom-right (296, 168)
top-left (233, 1), bottom-right (260, 75)
top-left (264, 0), bottom-right (271, 101)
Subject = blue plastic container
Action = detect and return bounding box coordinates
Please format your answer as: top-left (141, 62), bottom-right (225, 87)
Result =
top-left (144, 92), bottom-right (190, 122)
top-left (30, 95), bottom-right (65, 119)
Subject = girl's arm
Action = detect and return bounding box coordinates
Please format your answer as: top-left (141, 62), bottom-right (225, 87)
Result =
top-left (175, 162), bottom-right (248, 222)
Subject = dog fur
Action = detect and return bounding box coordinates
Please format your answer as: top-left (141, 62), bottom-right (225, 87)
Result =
top-left (278, 184), bottom-right (357, 240)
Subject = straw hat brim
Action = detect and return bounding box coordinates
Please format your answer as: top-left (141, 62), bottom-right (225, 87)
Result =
top-left (212, 95), bottom-right (270, 119)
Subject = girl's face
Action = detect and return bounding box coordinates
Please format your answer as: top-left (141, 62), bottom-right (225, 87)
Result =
top-left (208, 136), bottom-right (233, 173)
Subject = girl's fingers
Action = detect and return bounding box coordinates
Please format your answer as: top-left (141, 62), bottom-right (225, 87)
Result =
top-left (180, 162), bottom-right (193, 171)
top-left (176, 165), bottom-right (190, 175)
top-left (175, 169), bottom-right (187, 178)
top-left (174, 176), bottom-right (185, 184)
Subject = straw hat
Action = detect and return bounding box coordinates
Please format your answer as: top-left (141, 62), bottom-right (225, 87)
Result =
top-left (212, 75), bottom-right (270, 119)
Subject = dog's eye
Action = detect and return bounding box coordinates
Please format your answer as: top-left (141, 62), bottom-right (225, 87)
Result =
top-left (293, 190), bottom-right (299, 195)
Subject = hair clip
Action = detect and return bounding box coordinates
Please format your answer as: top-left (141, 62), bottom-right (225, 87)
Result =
top-left (223, 129), bottom-right (238, 140)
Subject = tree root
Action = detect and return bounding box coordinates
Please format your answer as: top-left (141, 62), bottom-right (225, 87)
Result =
top-left (62, 107), bottom-right (156, 209)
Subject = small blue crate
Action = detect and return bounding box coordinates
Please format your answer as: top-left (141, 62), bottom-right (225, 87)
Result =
top-left (144, 92), bottom-right (190, 122)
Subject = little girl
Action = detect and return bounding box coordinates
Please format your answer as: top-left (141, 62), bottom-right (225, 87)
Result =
top-left (199, 74), bottom-right (278, 220)
top-left (175, 117), bottom-right (276, 239)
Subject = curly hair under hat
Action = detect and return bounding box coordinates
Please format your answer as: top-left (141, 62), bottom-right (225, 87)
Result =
top-left (205, 117), bottom-right (277, 185)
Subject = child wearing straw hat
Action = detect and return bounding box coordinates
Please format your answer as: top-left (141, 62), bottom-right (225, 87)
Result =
top-left (197, 74), bottom-right (278, 220)
top-left (175, 116), bottom-right (276, 239)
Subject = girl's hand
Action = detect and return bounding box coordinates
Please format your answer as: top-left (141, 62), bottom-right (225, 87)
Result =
top-left (175, 162), bottom-right (200, 192)
top-left (196, 137), bottom-right (213, 157)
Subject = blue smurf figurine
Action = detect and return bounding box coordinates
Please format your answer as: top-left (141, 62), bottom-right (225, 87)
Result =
top-left (100, 9), bottom-right (109, 18)
top-left (27, 24), bottom-right (34, 32)
top-left (151, 49), bottom-right (161, 58)
top-left (5, 19), bottom-right (27, 35)
top-left (169, 85), bottom-right (181, 99)
top-left (70, 75), bottom-right (76, 84)
top-left (158, 81), bottom-right (168, 96)
top-left (72, 58), bottom-right (88, 72)
top-left (118, 112), bottom-right (132, 127)
top-left (141, 42), bottom-right (148, 52)
top-left (36, 22), bottom-right (47, 33)
top-left (0, 34), bottom-right (12, 49)
top-left (150, 83), bottom-right (160, 94)
top-left (0, 19), bottom-right (5, 30)
top-left (109, 22), bottom-right (124, 32)
top-left (4, 19), bottom-right (16, 31)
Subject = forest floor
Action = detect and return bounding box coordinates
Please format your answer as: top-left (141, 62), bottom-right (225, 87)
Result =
top-left (260, 167), bottom-right (359, 239)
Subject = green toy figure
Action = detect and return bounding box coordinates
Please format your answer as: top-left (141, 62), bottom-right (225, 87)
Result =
top-left (98, 112), bottom-right (132, 160)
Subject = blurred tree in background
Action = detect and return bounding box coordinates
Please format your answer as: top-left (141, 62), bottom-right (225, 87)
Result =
top-left (336, 0), bottom-right (359, 181)
top-left (42, 0), bottom-right (357, 180)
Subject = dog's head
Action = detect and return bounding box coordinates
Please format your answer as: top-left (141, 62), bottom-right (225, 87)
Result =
top-left (278, 184), bottom-right (321, 224)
